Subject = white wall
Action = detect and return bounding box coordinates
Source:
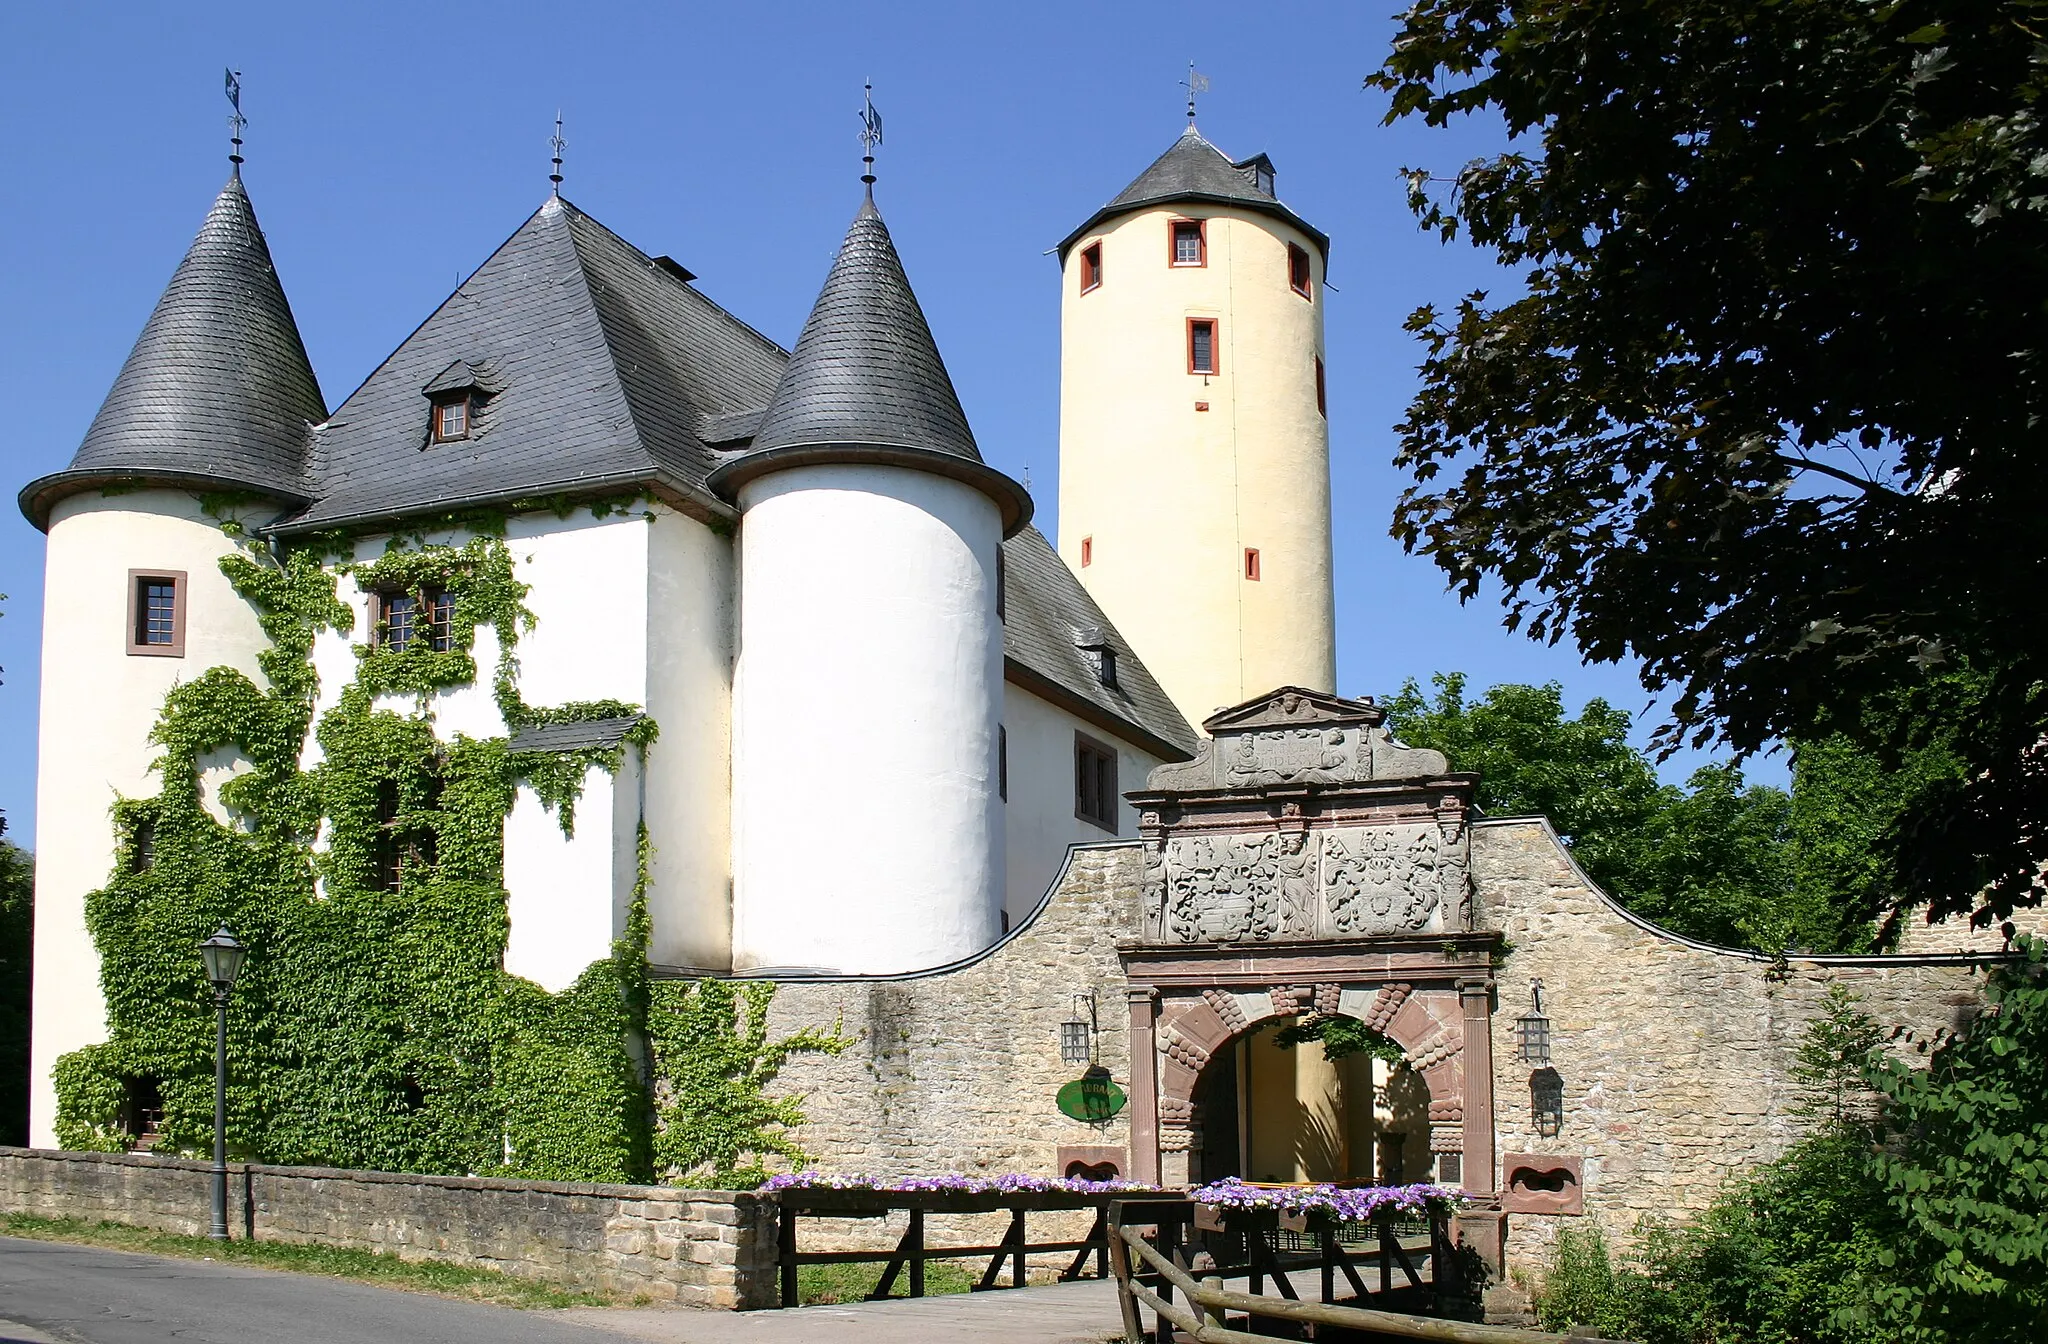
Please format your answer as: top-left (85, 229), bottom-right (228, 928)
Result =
top-left (1000, 681), bottom-right (1165, 925)
top-left (730, 464), bottom-right (1005, 973)
top-left (641, 507), bottom-right (735, 971)
top-left (502, 755), bottom-right (642, 993)
top-left (29, 490), bottom-right (275, 1147)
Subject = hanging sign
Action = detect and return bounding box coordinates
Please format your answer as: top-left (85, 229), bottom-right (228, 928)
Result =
top-left (1056, 1066), bottom-right (1128, 1122)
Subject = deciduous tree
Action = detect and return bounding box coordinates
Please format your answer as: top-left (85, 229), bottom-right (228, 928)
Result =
top-left (1369, 0), bottom-right (2048, 929)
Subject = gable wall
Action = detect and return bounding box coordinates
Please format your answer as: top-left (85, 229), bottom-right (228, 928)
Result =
top-left (1000, 681), bottom-right (1164, 925)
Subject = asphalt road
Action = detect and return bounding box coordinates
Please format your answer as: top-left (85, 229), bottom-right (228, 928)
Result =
top-left (0, 1237), bottom-right (628, 1344)
top-left (0, 1236), bottom-right (1125, 1344)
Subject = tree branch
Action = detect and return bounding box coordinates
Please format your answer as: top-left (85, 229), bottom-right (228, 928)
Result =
top-left (1765, 452), bottom-right (1904, 499)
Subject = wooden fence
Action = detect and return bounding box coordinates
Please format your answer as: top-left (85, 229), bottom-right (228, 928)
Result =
top-left (774, 1186), bottom-right (1184, 1307)
top-left (1106, 1198), bottom-right (1633, 1344)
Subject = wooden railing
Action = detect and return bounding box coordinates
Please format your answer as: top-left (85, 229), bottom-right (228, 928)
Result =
top-left (773, 1186), bottom-right (1185, 1307)
top-left (1106, 1198), bottom-right (1632, 1344)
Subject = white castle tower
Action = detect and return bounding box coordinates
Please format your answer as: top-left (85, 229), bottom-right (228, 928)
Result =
top-left (714, 189), bottom-right (1033, 975)
top-left (1055, 125), bottom-right (1336, 730)
top-left (17, 169), bottom-right (327, 1145)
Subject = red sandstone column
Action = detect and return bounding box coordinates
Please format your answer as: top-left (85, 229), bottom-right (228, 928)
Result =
top-left (1458, 977), bottom-right (1497, 1194)
top-left (1456, 976), bottom-right (1506, 1278)
top-left (1126, 985), bottom-right (1160, 1184)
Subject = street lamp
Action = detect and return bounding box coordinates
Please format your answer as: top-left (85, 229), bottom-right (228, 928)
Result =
top-left (198, 929), bottom-right (245, 1242)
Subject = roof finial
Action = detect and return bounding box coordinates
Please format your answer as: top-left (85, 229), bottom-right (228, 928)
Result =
top-left (224, 68), bottom-right (246, 176)
top-left (549, 111), bottom-right (567, 197)
top-left (1181, 61), bottom-right (1210, 128)
top-left (859, 81), bottom-right (883, 197)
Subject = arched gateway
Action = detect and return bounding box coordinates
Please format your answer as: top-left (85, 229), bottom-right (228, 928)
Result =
top-left (1116, 688), bottom-right (1499, 1231)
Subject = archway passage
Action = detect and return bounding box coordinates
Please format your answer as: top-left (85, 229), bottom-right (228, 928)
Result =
top-left (1191, 1016), bottom-right (1432, 1185)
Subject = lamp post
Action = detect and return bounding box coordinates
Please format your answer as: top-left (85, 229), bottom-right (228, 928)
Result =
top-left (198, 929), bottom-right (246, 1242)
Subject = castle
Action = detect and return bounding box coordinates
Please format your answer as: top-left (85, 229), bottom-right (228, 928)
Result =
top-left (20, 116), bottom-right (2016, 1291)
top-left (21, 121), bottom-right (1333, 1151)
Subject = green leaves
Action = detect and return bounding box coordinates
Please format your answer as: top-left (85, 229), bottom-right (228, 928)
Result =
top-left (50, 513), bottom-right (834, 1188)
top-left (1372, 0), bottom-right (2048, 929)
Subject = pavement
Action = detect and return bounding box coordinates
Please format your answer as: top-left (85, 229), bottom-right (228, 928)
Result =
top-left (0, 1236), bottom-right (1127, 1344)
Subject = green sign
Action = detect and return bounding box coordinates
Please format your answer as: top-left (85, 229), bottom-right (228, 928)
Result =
top-left (1056, 1067), bottom-right (1128, 1122)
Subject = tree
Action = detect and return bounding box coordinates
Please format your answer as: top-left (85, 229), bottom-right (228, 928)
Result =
top-left (1368, 0), bottom-right (2048, 930)
top-left (1866, 939), bottom-right (2048, 1340)
top-left (0, 824), bottom-right (30, 1147)
top-left (1388, 674), bottom-right (1819, 948)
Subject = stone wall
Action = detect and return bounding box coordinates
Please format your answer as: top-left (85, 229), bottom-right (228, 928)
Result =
top-left (762, 842), bottom-right (1140, 1258)
top-left (1472, 817), bottom-right (2002, 1284)
top-left (0, 1147), bottom-right (777, 1309)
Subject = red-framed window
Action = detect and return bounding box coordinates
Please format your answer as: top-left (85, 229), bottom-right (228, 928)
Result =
top-left (1288, 243), bottom-right (1313, 299)
top-left (1081, 536), bottom-right (1094, 567)
top-left (1170, 219), bottom-right (1206, 267)
top-left (1245, 548), bottom-right (1262, 581)
top-left (1080, 242), bottom-right (1103, 293)
top-left (1315, 356), bottom-right (1327, 418)
top-left (1188, 318), bottom-right (1219, 375)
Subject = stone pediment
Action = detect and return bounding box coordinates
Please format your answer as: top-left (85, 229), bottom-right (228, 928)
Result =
top-left (1147, 687), bottom-right (1451, 793)
top-left (1200, 686), bottom-right (1384, 733)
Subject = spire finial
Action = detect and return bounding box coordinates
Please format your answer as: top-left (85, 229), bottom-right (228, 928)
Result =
top-left (1180, 61), bottom-right (1210, 128)
top-left (549, 111), bottom-right (566, 197)
top-left (224, 68), bottom-right (246, 176)
top-left (858, 81), bottom-right (883, 197)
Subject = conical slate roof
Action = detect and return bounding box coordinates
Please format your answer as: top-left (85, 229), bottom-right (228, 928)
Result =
top-left (1056, 126), bottom-right (1329, 264)
top-left (21, 175), bottom-right (326, 527)
top-left (751, 198), bottom-right (979, 460)
top-left (712, 197), bottom-right (1031, 533)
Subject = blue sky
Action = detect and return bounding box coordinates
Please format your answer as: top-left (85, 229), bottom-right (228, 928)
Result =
top-left (0, 1), bottom-right (1783, 850)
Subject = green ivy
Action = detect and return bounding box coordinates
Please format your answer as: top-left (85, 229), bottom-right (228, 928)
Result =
top-left (53, 516), bottom-right (838, 1185)
top-left (1271, 1014), bottom-right (1409, 1066)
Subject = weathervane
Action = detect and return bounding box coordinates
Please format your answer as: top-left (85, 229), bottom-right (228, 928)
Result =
top-left (859, 81), bottom-right (883, 193)
top-left (549, 111), bottom-right (567, 196)
top-left (225, 68), bottom-right (246, 175)
top-left (1181, 61), bottom-right (1210, 126)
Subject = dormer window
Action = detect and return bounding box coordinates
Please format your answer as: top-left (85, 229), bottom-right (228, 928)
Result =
top-left (1170, 219), bottom-right (1206, 267)
top-left (422, 359), bottom-right (487, 446)
top-left (432, 396), bottom-right (470, 442)
top-left (1074, 627), bottom-right (1117, 688)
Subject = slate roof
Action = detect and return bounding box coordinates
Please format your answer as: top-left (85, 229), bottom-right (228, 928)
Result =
top-left (1001, 524), bottom-right (1196, 761)
top-left (1056, 126), bottom-right (1329, 265)
top-left (20, 174), bottom-right (327, 527)
top-left (506, 715), bottom-right (646, 754)
top-left (752, 197), bottom-right (978, 460)
top-left (276, 196), bottom-right (788, 532)
top-left (710, 196), bottom-right (1033, 535)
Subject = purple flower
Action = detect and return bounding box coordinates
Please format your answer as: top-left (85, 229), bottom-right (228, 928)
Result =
top-left (758, 1171), bottom-right (1168, 1195)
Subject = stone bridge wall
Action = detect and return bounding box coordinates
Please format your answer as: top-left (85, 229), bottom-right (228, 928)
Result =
top-left (0, 1146), bottom-right (777, 1309)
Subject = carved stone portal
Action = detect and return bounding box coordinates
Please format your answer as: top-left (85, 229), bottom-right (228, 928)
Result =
top-left (1131, 687), bottom-right (1478, 947)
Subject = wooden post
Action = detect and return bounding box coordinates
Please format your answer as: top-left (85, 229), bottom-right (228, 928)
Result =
top-left (1011, 1207), bottom-right (1028, 1288)
top-left (909, 1208), bottom-right (925, 1298)
top-left (778, 1206), bottom-right (798, 1309)
top-left (1202, 1275), bottom-right (1225, 1328)
top-left (1154, 1214), bottom-right (1181, 1344)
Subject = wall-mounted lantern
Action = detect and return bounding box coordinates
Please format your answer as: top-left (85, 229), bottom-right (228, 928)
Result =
top-left (1515, 979), bottom-right (1552, 1065)
top-left (1059, 991), bottom-right (1097, 1065)
top-left (1531, 1067), bottom-right (1565, 1138)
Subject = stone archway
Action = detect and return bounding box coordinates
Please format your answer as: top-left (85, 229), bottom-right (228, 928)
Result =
top-left (1184, 993), bottom-right (1436, 1185)
top-left (1122, 947), bottom-right (1496, 1191)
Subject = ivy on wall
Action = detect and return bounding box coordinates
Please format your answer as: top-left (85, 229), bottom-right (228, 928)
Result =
top-left (53, 511), bottom-right (842, 1184)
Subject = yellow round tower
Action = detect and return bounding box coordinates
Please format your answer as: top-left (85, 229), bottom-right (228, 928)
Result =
top-left (1056, 125), bottom-right (1336, 731)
